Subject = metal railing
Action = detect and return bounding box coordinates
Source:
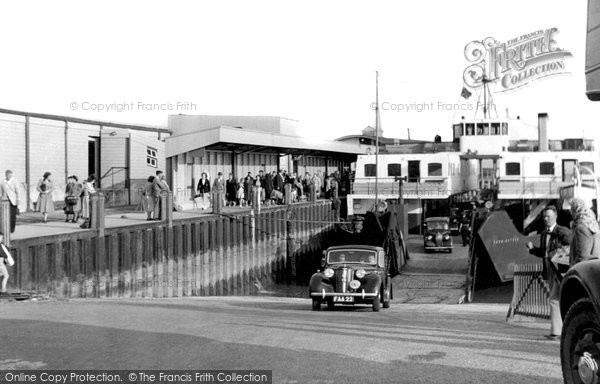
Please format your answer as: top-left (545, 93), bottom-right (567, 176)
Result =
top-left (498, 179), bottom-right (572, 197)
top-left (506, 264), bottom-right (550, 320)
top-left (351, 178), bottom-right (449, 198)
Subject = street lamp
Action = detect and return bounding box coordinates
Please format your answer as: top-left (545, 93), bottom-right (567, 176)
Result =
top-left (395, 175), bottom-right (408, 237)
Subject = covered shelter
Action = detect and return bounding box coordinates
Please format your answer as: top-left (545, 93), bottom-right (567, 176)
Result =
top-left (165, 115), bottom-right (363, 205)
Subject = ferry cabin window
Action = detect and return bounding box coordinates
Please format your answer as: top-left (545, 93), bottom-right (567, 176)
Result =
top-left (505, 162), bottom-right (521, 176)
top-left (364, 164), bottom-right (377, 177)
top-left (465, 123), bottom-right (475, 135)
top-left (491, 123), bottom-right (501, 135)
top-left (428, 163), bottom-right (442, 176)
top-left (539, 162), bottom-right (555, 175)
top-left (580, 162), bottom-right (595, 172)
top-left (453, 124), bottom-right (463, 139)
top-left (387, 163), bottom-right (402, 177)
top-left (477, 123), bottom-right (489, 135)
top-left (502, 123), bottom-right (508, 135)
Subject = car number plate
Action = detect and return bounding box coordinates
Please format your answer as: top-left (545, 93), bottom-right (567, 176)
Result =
top-left (333, 296), bottom-right (354, 303)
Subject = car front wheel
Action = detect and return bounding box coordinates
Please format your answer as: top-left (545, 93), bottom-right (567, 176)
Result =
top-left (372, 295), bottom-right (380, 312)
top-left (312, 299), bottom-right (321, 311)
top-left (383, 281), bottom-right (391, 309)
top-left (561, 298), bottom-right (600, 384)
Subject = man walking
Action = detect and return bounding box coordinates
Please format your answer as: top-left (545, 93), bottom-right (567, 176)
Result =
top-left (526, 205), bottom-right (571, 340)
top-left (0, 170), bottom-right (20, 234)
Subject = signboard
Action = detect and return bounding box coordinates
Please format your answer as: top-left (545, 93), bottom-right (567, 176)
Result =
top-left (477, 211), bottom-right (540, 282)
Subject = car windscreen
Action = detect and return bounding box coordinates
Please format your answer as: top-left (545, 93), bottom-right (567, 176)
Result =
top-left (426, 221), bottom-right (449, 230)
top-left (327, 250), bottom-right (377, 264)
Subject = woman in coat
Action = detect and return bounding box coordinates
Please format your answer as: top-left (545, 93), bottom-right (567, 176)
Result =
top-left (80, 174), bottom-right (97, 223)
top-left (64, 175), bottom-right (83, 223)
top-left (225, 173), bottom-right (237, 206)
top-left (144, 176), bottom-right (156, 220)
top-left (196, 172), bottom-right (211, 210)
top-left (36, 172), bottom-right (54, 223)
top-left (569, 197), bottom-right (600, 266)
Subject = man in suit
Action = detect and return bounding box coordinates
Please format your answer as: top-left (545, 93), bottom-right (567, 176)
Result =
top-left (0, 170), bottom-right (20, 234)
top-left (526, 205), bottom-right (571, 340)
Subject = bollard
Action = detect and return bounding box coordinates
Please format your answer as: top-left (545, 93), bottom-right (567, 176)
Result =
top-left (167, 191), bottom-right (173, 227)
top-left (90, 193), bottom-right (99, 231)
top-left (285, 208), bottom-right (297, 283)
top-left (95, 192), bottom-right (105, 237)
top-left (0, 197), bottom-right (10, 246)
top-left (309, 184), bottom-right (316, 202)
top-left (250, 209), bottom-right (256, 245)
top-left (284, 183), bottom-right (293, 205)
top-left (161, 191), bottom-right (173, 227)
top-left (212, 191), bottom-right (223, 215)
top-left (252, 186), bottom-right (261, 214)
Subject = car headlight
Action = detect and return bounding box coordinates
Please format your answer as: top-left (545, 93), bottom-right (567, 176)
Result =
top-left (443, 235), bottom-right (450, 240)
top-left (323, 268), bottom-right (334, 278)
top-left (426, 235), bottom-right (433, 240)
top-left (355, 269), bottom-right (366, 279)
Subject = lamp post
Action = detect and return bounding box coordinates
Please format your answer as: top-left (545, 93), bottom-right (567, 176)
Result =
top-left (395, 175), bottom-right (407, 239)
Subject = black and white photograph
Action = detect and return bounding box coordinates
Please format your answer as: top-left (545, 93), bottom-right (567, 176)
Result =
top-left (1, 1), bottom-right (600, 383)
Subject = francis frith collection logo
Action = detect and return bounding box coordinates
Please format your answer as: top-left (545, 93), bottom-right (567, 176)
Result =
top-left (463, 27), bottom-right (572, 93)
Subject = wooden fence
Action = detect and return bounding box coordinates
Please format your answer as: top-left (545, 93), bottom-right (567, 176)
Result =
top-left (6, 200), bottom-right (336, 298)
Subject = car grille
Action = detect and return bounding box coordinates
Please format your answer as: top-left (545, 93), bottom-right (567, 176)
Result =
top-left (335, 267), bottom-right (354, 293)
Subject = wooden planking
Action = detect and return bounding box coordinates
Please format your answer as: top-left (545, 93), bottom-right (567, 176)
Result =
top-left (9, 201), bottom-right (334, 298)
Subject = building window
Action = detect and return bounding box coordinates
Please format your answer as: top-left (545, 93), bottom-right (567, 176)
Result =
top-left (581, 162), bottom-right (595, 172)
top-left (539, 162), bottom-right (555, 175)
top-left (387, 163), bottom-right (402, 177)
top-left (505, 162), bottom-right (520, 176)
top-left (477, 123), bottom-right (489, 135)
top-left (147, 147), bottom-right (158, 168)
top-left (491, 123), bottom-right (501, 135)
top-left (364, 164), bottom-right (377, 177)
top-left (428, 163), bottom-right (442, 176)
top-left (465, 123), bottom-right (475, 136)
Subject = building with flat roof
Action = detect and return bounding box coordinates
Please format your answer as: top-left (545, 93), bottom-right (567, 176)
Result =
top-left (165, 115), bottom-right (363, 205)
top-left (0, 108), bottom-right (170, 210)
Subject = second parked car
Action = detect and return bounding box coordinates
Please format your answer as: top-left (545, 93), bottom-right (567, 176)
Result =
top-left (423, 217), bottom-right (453, 253)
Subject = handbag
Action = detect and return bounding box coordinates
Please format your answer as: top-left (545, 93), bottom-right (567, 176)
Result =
top-left (550, 246), bottom-right (570, 274)
top-left (66, 196), bottom-right (79, 206)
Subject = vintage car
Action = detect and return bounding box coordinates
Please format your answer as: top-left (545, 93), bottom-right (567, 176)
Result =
top-left (309, 245), bottom-right (392, 312)
top-left (559, 259), bottom-right (600, 384)
top-left (423, 217), bottom-right (453, 253)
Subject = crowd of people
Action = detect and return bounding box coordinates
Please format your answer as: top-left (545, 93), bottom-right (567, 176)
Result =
top-left (192, 169), bottom-right (343, 209)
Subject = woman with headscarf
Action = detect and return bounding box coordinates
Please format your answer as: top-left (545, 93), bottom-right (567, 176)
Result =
top-left (569, 197), bottom-right (600, 266)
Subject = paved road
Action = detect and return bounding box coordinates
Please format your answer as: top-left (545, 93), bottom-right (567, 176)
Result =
top-left (392, 235), bottom-right (470, 304)
top-left (0, 297), bottom-right (561, 384)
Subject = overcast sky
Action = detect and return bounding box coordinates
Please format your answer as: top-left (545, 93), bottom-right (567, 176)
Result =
top-left (0, 0), bottom-right (598, 143)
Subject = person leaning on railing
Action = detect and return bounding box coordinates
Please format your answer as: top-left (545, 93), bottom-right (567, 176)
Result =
top-left (568, 198), bottom-right (600, 267)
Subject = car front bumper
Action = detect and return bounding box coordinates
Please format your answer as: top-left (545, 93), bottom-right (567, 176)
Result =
top-left (310, 290), bottom-right (379, 300)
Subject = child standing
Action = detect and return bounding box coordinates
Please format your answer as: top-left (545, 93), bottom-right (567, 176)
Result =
top-left (236, 178), bottom-right (245, 207)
